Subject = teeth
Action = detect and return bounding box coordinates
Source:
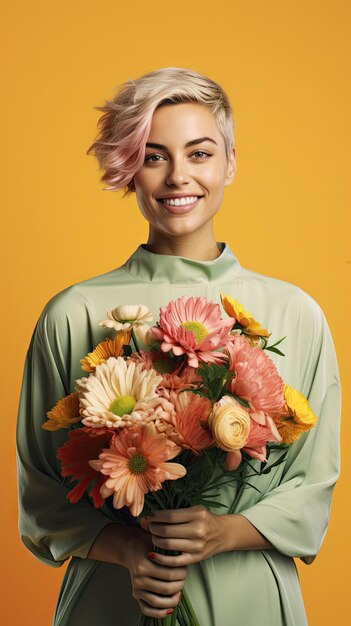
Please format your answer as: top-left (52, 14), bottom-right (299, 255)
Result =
top-left (162, 196), bottom-right (199, 206)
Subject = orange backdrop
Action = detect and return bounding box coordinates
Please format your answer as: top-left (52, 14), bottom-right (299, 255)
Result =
top-left (2, 1), bottom-right (350, 624)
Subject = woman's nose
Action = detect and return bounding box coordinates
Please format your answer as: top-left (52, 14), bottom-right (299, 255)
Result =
top-left (165, 158), bottom-right (191, 186)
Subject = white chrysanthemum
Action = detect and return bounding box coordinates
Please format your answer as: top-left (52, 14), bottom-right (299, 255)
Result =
top-left (98, 304), bottom-right (153, 332)
top-left (75, 356), bottom-right (164, 429)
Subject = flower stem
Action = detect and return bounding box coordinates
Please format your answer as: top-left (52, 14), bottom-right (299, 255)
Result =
top-left (131, 328), bottom-right (141, 354)
top-left (177, 600), bottom-right (191, 626)
top-left (181, 589), bottom-right (200, 626)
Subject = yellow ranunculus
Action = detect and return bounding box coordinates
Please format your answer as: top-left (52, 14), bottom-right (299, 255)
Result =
top-left (209, 395), bottom-right (250, 451)
top-left (274, 384), bottom-right (318, 444)
top-left (220, 294), bottom-right (270, 338)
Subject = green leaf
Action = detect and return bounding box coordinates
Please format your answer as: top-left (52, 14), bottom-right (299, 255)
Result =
top-left (260, 449), bottom-right (289, 472)
top-left (264, 336), bottom-right (286, 356)
top-left (266, 346), bottom-right (285, 356)
top-left (268, 336), bottom-right (286, 348)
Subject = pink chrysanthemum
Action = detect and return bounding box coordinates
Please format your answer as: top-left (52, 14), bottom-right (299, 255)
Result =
top-left (165, 390), bottom-right (215, 454)
top-left (89, 422), bottom-right (186, 516)
top-left (150, 296), bottom-right (236, 368)
top-left (224, 335), bottom-right (286, 419)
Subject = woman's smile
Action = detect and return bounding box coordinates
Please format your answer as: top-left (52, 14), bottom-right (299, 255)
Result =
top-left (158, 196), bottom-right (203, 214)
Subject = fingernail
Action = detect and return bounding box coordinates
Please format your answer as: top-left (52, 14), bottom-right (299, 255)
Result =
top-left (147, 552), bottom-right (156, 559)
top-left (166, 609), bottom-right (173, 615)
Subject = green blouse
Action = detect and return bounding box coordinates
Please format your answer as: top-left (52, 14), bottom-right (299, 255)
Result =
top-left (16, 242), bottom-right (341, 625)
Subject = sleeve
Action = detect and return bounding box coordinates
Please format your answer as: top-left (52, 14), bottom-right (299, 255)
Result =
top-left (16, 302), bottom-right (115, 568)
top-left (237, 299), bottom-right (341, 565)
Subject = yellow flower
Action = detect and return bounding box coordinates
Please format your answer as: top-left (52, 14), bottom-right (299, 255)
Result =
top-left (80, 330), bottom-right (131, 372)
top-left (42, 392), bottom-right (81, 431)
top-left (274, 384), bottom-right (318, 444)
top-left (220, 294), bottom-right (270, 338)
top-left (208, 395), bottom-right (250, 451)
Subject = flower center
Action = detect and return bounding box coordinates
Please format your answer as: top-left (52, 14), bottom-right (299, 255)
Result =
top-left (109, 395), bottom-right (136, 416)
top-left (181, 321), bottom-right (209, 344)
top-left (128, 453), bottom-right (148, 474)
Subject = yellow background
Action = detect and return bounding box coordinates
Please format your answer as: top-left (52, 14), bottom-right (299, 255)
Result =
top-left (1, 1), bottom-right (349, 624)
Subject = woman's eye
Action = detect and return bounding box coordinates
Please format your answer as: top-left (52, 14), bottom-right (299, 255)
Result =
top-left (192, 150), bottom-right (211, 159)
top-left (145, 154), bottom-right (165, 163)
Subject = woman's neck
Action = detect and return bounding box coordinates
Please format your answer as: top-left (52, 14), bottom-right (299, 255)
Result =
top-left (144, 229), bottom-right (221, 261)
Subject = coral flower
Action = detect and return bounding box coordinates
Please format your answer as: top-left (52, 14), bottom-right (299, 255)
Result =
top-left (224, 335), bottom-right (286, 418)
top-left (42, 392), bottom-right (81, 431)
top-left (57, 427), bottom-right (114, 507)
top-left (80, 331), bottom-right (131, 372)
top-left (165, 390), bottom-right (215, 453)
top-left (220, 294), bottom-right (270, 338)
top-left (75, 356), bottom-right (166, 429)
top-left (274, 384), bottom-right (318, 444)
top-left (89, 422), bottom-right (186, 516)
top-left (151, 295), bottom-right (236, 368)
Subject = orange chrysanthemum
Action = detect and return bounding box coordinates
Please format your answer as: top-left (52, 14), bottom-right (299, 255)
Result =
top-left (42, 392), bottom-right (81, 431)
top-left (80, 330), bottom-right (131, 372)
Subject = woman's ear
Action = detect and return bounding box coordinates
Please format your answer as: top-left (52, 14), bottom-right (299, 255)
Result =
top-left (224, 147), bottom-right (236, 186)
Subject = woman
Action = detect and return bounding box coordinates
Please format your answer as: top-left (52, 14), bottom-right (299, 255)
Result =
top-left (16, 67), bottom-right (341, 626)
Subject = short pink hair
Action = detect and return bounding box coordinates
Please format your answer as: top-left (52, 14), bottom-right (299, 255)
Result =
top-left (86, 67), bottom-right (234, 197)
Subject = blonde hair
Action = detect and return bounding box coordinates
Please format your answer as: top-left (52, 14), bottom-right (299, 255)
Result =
top-left (87, 67), bottom-right (234, 197)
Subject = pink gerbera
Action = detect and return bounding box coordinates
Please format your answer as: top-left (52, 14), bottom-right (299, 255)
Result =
top-left (224, 335), bottom-right (286, 419)
top-left (89, 422), bottom-right (186, 516)
top-left (150, 296), bottom-right (236, 368)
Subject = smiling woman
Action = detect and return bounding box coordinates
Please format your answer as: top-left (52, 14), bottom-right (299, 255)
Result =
top-left (16, 67), bottom-right (341, 626)
top-left (132, 102), bottom-right (235, 250)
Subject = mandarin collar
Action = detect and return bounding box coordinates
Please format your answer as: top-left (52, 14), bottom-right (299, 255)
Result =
top-left (122, 241), bottom-right (242, 285)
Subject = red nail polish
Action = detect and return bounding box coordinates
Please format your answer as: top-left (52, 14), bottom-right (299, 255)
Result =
top-left (166, 609), bottom-right (173, 615)
top-left (147, 551), bottom-right (156, 559)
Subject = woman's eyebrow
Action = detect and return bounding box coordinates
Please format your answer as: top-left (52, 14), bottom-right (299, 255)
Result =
top-left (145, 136), bottom-right (218, 150)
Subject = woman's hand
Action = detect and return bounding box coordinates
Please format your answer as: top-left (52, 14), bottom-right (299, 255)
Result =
top-left (144, 504), bottom-right (228, 567)
top-left (125, 527), bottom-right (188, 619)
top-left (88, 522), bottom-right (188, 618)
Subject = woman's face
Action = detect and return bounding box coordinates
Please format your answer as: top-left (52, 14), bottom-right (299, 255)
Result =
top-left (132, 102), bottom-right (236, 239)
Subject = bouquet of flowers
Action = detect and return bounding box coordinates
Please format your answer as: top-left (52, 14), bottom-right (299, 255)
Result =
top-left (42, 294), bottom-right (317, 626)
